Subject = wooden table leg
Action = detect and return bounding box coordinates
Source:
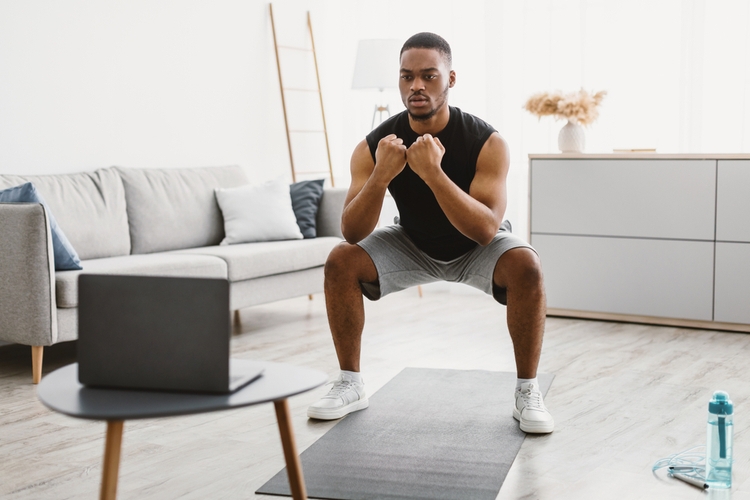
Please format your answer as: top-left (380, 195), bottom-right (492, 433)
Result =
top-left (31, 346), bottom-right (43, 384)
top-left (101, 420), bottom-right (124, 500)
top-left (273, 399), bottom-right (307, 500)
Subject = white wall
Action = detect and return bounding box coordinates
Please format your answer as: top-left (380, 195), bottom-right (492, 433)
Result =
top-left (0, 1), bottom-right (300, 179)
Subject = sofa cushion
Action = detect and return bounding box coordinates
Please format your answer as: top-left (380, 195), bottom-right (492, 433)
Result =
top-left (0, 168), bottom-right (130, 260)
top-left (172, 237), bottom-right (341, 282)
top-left (290, 179), bottom-right (326, 238)
top-left (0, 183), bottom-right (82, 270)
top-left (116, 166), bottom-right (248, 254)
top-left (215, 180), bottom-right (303, 245)
top-left (55, 253), bottom-right (228, 308)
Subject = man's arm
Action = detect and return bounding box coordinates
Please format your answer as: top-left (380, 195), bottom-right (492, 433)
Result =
top-left (406, 132), bottom-right (508, 245)
top-left (341, 134), bottom-right (407, 244)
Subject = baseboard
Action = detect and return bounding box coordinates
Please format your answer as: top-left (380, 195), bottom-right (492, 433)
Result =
top-left (546, 308), bottom-right (750, 333)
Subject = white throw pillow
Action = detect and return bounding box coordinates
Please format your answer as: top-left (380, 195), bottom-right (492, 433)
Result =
top-left (215, 179), bottom-right (303, 245)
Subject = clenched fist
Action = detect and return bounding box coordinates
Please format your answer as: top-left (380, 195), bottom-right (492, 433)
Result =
top-left (406, 134), bottom-right (445, 182)
top-left (374, 134), bottom-right (408, 182)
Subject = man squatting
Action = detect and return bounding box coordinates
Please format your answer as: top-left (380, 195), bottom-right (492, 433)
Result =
top-left (307, 32), bottom-right (554, 434)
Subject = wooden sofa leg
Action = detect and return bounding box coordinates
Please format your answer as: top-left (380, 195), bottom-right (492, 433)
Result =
top-left (32, 346), bottom-right (44, 384)
top-left (308, 295), bottom-right (313, 300)
top-left (233, 310), bottom-right (241, 328)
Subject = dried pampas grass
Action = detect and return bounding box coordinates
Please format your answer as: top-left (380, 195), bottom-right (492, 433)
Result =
top-left (524, 89), bottom-right (606, 126)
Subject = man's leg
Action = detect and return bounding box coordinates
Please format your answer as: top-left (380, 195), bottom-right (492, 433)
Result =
top-left (324, 242), bottom-right (379, 373)
top-left (307, 242), bottom-right (377, 420)
top-left (493, 247), bottom-right (554, 433)
top-left (492, 247), bottom-right (546, 379)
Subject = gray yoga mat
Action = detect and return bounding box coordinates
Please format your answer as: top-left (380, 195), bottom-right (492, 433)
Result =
top-left (257, 367), bottom-right (554, 500)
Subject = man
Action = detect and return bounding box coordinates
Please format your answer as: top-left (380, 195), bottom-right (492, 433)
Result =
top-left (307, 33), bottom-right (553, 433)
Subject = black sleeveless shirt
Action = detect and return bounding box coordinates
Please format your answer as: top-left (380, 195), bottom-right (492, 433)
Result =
top-left (365, 106), bottom-right (497, 261)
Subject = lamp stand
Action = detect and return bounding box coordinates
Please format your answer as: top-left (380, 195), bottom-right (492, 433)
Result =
top-left (371, 105), bottom-right (391, 129)
top-left (371, 89), bottom-right (391, 129)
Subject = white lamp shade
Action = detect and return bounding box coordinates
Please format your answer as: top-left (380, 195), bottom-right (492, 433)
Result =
top-left (351, 39), bottom-right (402, 91)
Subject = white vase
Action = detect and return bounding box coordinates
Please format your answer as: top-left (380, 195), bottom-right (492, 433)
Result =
top-left (558, 120), bottom-right (585, 153)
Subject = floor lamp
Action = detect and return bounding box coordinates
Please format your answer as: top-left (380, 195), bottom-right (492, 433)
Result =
top-left (351, 39), bottom-right (402, 129)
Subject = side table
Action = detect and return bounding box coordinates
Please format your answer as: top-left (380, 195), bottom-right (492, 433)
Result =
top-left (37, 359), bottom-right (327, 500)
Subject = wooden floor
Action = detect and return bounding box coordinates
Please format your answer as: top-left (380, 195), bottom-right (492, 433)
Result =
top-left (1, 288), bottom-right (748, 499)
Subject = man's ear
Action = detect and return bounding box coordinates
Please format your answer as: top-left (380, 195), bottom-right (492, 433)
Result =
top-left (449, 70), bottom-right (456, 88)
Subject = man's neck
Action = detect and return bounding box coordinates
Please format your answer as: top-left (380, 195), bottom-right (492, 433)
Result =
top-left (407, 105), bottom-right (451, 136)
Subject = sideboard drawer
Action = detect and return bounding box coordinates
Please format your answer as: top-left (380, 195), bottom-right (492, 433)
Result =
top-left (530, 159), bottom-right (716, 240)
top-left (716, 160), bottom-right (750, 243)
top-left (714, 242), bottom-right (750, 324)
top-left (532, 234), bottom-right (714, 321)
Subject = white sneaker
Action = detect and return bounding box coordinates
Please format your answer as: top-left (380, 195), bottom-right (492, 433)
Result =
top-left (513, 382), bottom-right (554, 433)
top-left (307, 372), bottom-right (369, 420)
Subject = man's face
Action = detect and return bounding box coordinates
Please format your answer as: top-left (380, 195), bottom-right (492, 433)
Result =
top-left (399, 48), bottom-right (456, 122)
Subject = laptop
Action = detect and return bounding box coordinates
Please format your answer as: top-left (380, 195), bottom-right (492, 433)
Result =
top-left (77, 274), bottom-right (264, 394)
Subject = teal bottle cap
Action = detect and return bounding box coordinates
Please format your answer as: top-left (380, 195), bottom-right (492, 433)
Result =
top-left (709, 390), bottom-right (734, 415)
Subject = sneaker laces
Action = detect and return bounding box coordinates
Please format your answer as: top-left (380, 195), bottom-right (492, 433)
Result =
top-left (518, 384), bottom-right (544, 411)
top-left (323, 378), bottom-right (357, 399)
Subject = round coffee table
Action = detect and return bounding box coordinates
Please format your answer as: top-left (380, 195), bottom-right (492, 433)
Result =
top-left (38, 360), bottom-right (327, 500)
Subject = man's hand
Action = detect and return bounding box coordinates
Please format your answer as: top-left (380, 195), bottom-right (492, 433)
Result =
top-left (406, 134), bottom-right (445, 183)
top-left (374, 134), bottom-right (407, 183)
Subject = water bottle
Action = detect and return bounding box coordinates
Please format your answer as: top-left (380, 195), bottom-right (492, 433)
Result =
top-left (706, 390), bottom-right (733, 489)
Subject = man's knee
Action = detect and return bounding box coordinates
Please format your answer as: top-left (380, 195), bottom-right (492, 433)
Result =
top-left (517, 249), bottom-right (544, 287)
top-left (494, 247), bottom-right (544, 290)
top-left (325, 242), bottom-right (378, 283)
top-left (325, 243), bottom-right (355, 278)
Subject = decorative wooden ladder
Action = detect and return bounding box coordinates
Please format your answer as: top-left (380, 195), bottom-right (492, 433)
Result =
top-left (269, 4), bottom-right (335, 186)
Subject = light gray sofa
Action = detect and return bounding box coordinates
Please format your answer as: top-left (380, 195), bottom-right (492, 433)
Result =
top-left (0, 166), bottom-right (345, 383)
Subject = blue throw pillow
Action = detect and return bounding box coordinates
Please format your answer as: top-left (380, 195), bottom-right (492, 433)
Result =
top-left (0, 182), bottom-right (83, 270)
top-left (289, 179), bottom-right (326, 238)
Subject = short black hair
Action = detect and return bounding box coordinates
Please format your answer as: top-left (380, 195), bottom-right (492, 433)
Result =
top-left (400, 32), bottom-right (452, 68)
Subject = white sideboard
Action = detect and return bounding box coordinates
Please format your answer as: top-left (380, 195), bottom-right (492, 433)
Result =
top-left (529, 154), bottom-right (750, 332)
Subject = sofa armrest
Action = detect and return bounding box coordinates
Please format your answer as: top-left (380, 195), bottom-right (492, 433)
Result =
top-left (316, 188), bottom-right (347, 239)
top-left (0, 203), bottom-right (58, 346)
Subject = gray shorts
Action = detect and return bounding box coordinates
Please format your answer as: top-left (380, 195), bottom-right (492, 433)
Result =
top-left (356, 221), bottom-right (536, 305)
